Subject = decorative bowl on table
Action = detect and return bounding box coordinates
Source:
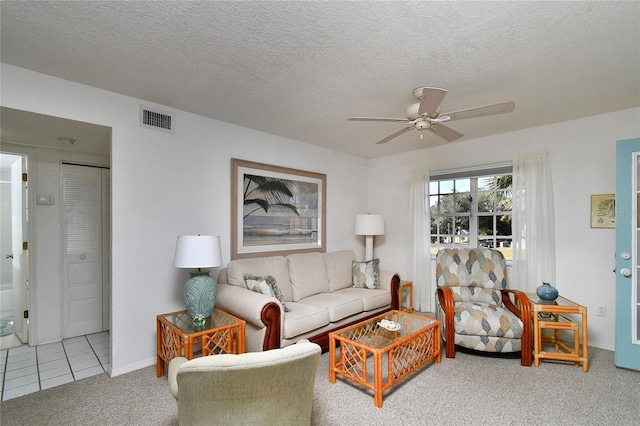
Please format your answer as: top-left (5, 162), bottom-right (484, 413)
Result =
top-left (378, 319), bottom-right (401, 331)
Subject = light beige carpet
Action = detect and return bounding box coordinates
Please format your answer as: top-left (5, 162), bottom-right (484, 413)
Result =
top-left (1, 346), bottom-right (638, 425)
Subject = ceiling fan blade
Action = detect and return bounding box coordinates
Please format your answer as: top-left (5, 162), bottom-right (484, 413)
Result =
top-left (418, 87), bottom-right (448, 117)
top-left (375, 126), bottom-right (414, 144)
top-left (348, 117), bottom-right (410, 123)
top-left (443, 101), bottom-right (515, 121)
top-left (428, 123), bottom-right (464, 142)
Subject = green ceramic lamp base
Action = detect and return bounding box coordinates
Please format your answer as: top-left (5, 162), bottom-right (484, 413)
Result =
top-left (183, 270), bottom-right (217, 320)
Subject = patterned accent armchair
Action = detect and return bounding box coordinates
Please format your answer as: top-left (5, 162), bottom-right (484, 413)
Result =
top-left (435, 248), bottom-right (532, 366)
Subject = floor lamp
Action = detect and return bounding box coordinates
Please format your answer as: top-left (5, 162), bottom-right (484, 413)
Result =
top-left (355, 214), bottom-right (385, 261)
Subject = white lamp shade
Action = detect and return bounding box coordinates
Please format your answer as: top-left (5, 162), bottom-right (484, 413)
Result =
top-left (355, 214), bottom-right (385, 236)
top-left (174, 235), bottom-right (222, 268)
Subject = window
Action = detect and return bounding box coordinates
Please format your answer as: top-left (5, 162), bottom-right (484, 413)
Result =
top-left (429, 167), bottom-right (513, 260)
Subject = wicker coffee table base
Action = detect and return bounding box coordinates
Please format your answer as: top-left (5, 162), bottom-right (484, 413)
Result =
top-left (329, 311), bottom-right (440, 408)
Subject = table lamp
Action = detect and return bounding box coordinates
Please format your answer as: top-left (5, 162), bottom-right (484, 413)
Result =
top-left (173, 235), bottom-right (222, 322)
top-left (355, 214), bottom-right (385, 261)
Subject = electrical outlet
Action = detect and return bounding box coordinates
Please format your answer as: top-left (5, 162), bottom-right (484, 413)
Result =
top-left (597, 305), bottom-right (607, 317)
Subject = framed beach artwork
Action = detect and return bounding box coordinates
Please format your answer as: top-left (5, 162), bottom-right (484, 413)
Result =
top-left (231, 158), bottom-right (326, 259)
top-left (590, 194), bottom-right (616, 229)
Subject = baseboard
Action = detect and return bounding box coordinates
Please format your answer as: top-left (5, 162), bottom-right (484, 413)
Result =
top-left (110, 356), bottom-right (156, 377)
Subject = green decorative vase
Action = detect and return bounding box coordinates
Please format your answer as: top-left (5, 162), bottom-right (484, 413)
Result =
top-left (183, 271), bottom-right (216, 320)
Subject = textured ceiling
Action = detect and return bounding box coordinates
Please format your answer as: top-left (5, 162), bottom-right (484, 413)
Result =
top-left (1, 1), bottom-right (639, 159)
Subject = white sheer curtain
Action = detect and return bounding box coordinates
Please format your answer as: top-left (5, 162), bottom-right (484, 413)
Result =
top-left (408, 169), bottom-right (432, 312)
top-left (512, 151), bottom-right (556, 293)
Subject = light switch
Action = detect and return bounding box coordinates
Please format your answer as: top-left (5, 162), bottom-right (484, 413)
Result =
top-left (37, 195), bottom-right (54, 205)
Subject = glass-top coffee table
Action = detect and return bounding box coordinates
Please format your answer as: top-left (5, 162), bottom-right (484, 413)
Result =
top-left (329, 310), bottom-right (440, 408)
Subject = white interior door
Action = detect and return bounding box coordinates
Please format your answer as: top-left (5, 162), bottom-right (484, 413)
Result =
top-left (10, 155), bottom-right (28, 343)
top-left (62, 164), bottom-right (103, 338)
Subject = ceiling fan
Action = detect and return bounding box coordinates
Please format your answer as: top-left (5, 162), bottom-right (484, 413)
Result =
top-left (348, 87), bottom-right (515, 144)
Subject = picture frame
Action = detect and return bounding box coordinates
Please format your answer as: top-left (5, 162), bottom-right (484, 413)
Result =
top-left (590, 194), bottom-right (616, 229)
top-left (231, 158), bottom-right (326, 259)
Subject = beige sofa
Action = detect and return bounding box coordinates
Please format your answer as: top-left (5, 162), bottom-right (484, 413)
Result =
top-left (216, 249), bottom-right (401, 352)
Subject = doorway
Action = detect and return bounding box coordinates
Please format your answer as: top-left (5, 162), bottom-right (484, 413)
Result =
top-left (1, 106), bottom-right (112, 350)
top-left (0, 152), bottom-right (29, 350)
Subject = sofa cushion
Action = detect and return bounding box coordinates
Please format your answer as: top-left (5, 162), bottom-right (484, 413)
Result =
top-left (243, 274), bottom-right (290, 312)
top-left (282, 303), bottom-right (330, 339)
top-left (324, 250), bottom-right (356, 292)
top-left (287, 253), bottom-right (329, 301)
top-left (298, 293), bottom-right (363, 322)
top-left (226, 256), bottom-right (293, 302)
top-left (352, 258), bottom-right (380, 289)
top-left (333, 287), bottom-right (391, 312)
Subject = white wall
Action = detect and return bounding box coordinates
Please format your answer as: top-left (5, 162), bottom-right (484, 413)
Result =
top-left (369, 107), bottom-right (640, 350)
top-left (1, 64), bottom-right (370, 375)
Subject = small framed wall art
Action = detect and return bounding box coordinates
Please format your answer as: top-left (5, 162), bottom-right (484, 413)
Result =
top-left (590, 194), bottom-right (615, 229)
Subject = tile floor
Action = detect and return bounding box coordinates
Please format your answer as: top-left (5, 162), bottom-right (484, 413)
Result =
top-left (0, 332), bottom-right (110, 401)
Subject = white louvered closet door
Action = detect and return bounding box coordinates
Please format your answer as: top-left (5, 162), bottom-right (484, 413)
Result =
top-left (62, 164), bottom-right (103, 338)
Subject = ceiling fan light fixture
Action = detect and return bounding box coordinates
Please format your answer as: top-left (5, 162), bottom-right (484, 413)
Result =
top-left (415, 120), bottom-right (430, 130)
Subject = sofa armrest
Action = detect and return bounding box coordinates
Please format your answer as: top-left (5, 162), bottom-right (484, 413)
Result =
top-left (380, 269), bottom-right (400, 291)
top-left (216, 283), bottom-right (283, 351)
top-left (216, 283), bottom-right (282, 329)
top-left (380, 270), bottom-right (401, 310)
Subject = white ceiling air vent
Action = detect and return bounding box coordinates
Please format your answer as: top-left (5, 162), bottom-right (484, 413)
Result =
top-left (140, 106), bottom-right (175, 134)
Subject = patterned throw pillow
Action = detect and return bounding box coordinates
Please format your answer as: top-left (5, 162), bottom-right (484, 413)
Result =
top-left (243, 274), bottom-right (291, 312)
top-left (352, 259), bottom-right (380, 289)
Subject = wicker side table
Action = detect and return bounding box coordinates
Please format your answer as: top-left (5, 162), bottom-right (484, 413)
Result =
top-left (527, 294), bottom-right (588, 372)
top-left (399, 280), bottom-right (413, 313)
top-left (156, 307), bottom-right (246, 377)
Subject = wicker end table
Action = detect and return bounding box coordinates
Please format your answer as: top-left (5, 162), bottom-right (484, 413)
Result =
top-left (156, 307), bottom-right (246, 377)
top-left (527, 294), bottom-right (588, 372)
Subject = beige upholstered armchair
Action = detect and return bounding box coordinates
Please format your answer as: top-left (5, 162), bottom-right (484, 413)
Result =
top-left (168, 339), bottom-right (321, 426)
top-left (435, 248), bottom-right (532, 366)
